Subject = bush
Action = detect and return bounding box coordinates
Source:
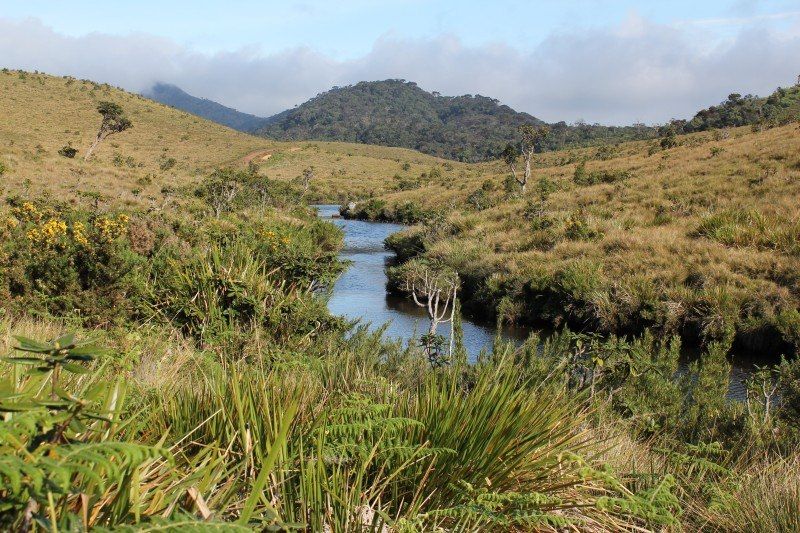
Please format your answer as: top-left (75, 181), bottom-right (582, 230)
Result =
top-left (0, 200), bottom-right (143, 324)
top-left (564, 211), bottom-right (603, 241)
top-left (58, 144), bottom-right (78, 158)
top-left (573, 161), bottom-right (631, 186)
top-left (159, 156), bottom-right (176, 171)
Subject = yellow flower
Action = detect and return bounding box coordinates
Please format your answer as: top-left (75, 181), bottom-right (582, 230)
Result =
top-left (71, 221), bottom-right (89, 247)
top-left (4, 217), bottom-right (18, 230)
top-left (12, 202), bottom-right (41, 223)
top-left (93, 215), bottom-right (127, 242)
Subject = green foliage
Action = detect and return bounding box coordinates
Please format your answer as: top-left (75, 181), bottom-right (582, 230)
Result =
top-left (564, 211), bottom-right (602, 241)
top-left (684, 86), bottom-right (800, 132)
top-left (159, 156), bottom-right (177, 171)
top-left (694, 208), bottom-right (800, 256)
top-left (573, 161), bottom-right (631, 186)
top-left (0, 334), bottom-right (164, 531)
top-left (147, 236), bottom-right (343, 345)
top-left (0, 199), bottom-right (143, 323)
top-left (57, 144), bottom-right (78, 158)
top-left (259, 80), bottom-right (658, 161)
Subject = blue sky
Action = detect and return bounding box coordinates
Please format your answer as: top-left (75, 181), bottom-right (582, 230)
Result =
top-left (1, 1), bottom-right (799, 123)
top-left (3, 0), bottom-right (798, 56)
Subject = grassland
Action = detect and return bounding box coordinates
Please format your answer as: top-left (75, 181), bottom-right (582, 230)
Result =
top-left (0, 69), bottom-right (452, 206)
top-left (2, 69), bottom-right (800, 531)
top-left (340, 122), bottom-right (800, 354)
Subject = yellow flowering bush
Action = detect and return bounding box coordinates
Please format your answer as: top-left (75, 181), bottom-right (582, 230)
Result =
top-left (0, 199), bottom-right (141, 323)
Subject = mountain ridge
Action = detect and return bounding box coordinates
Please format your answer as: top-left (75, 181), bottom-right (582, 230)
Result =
top-left (143, 83), bottom-right (273, 133)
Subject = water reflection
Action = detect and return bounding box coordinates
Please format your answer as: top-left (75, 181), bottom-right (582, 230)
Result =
top-left (315, 205), bottom-right (752, 398)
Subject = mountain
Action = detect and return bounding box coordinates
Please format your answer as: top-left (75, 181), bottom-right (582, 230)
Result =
top-left (257, 80), bottom-right (658, 162)
top-left (144, 83), bottom-right (271, 132)
top-left (681, 85), bottom-right (800, 132)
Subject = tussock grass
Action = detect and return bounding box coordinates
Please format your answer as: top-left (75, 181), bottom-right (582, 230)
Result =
top-left (374, 121), bottom-right (800, 352)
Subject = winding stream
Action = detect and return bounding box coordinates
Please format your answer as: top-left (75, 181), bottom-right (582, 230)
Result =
top-left (315, 205), bottom-right (754, 398)
top-left (316, 205), bottom-right (530, 358)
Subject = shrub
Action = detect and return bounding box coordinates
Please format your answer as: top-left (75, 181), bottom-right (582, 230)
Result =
top-left (57, 144), bottom-right (78, 158)
top-left (159, 155), bottom-right (177, 171)
top-left (573, 161), bottom-right (631, 186)
top-left (565, 211), bottom-right (603, 241)
top-left (0, 200), bottom-right (142, 323)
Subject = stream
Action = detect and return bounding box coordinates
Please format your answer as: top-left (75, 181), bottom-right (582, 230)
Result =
top-left (315, 205), bottom-right (754, 399)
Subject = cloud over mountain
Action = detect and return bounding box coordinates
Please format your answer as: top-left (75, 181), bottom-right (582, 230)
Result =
top-left (1, 14), bottom-right (798, 124)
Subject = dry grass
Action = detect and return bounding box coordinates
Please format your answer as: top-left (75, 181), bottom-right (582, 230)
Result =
top-left (367, 121), bottom-right (800, 348)
top-left (0, 70), bottom-right (450, 208)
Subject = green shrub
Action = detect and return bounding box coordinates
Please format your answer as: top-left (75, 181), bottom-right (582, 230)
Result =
top-left (565, 211), bottom-right (603, 241)
top-left (57, 144), bottom-right (78, 158)
top-left (159, 155), bottom-right (177, 171)
top-left (573, 162), bottom-right (632, 186)
top-left (0, 200), bottom-right (143, 323)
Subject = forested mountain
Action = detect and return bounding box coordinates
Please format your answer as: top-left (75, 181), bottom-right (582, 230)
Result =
top-left (144, 79), bottom-right (800, 162)
top-left (144, 83), bottom-right (271, 132)
top-left (681, 85), bottom-right (800, 132)
top-left (257, 80), bottom-right (658, 161)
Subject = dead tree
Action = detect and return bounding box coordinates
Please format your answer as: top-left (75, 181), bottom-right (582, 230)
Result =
top-left (85, 101), bottom-right (132, 160)
top-left (502, 124), bottom-right (550, 193)
top-left (301, 167), bottom-right (315, 196)
top-left (398, 259), bottom-right (459, 360)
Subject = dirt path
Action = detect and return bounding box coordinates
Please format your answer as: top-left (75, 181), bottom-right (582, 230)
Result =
top-left (242, 149), bottom-right (273, 164)
top-left (242, 145), bottom-right (301, 164)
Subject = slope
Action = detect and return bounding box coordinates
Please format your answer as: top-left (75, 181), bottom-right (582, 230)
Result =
top-left (143, 82), bottom-right (272, 132)
top-left (0, 70), bottom-right (457, 205)
top-left (257, 79), bottom-right (657, 162)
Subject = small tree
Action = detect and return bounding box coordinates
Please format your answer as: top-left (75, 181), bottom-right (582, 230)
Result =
top-left (503, 124), bottom-right (549, 193)
top-left (301, 167), bottom-right (315, 196)
top-left (198, 170), bottom-right (241, 217)
top-left (84, 101), bottom-right (132, 160)
top-left (396, 259), bottom-right (459, 363)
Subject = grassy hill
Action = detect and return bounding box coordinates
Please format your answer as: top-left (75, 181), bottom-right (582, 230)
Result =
top-left (0, 70), bottom-right (452, 205)
top-left (258, 79), bottom-right (658, 161)
top-left (340, 122), bottom-right (800, 354)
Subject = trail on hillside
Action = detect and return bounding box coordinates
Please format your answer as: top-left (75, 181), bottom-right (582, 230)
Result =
top-left (242, 146), bottom-right (301, 165)
top-left (243, 149), bottom-right (272, 164)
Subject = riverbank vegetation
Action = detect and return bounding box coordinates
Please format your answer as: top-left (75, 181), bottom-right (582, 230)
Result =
top-left (4, 178), bottom-right (800, 529)
top-left (2, 69), bottom-right (800, 531)
top-left (346, 120), bottom-right (800, 357)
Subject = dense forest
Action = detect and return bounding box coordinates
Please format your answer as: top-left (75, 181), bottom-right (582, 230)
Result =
top-left (145, 80), bottom-right (800, 163)
top-left (257, 80), bottom-right (658, 161)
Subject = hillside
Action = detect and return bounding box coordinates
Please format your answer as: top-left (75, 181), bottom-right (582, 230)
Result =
top-left (339, 122), bottom-right (800, 355)
top-left (144, 82), bottom-right (272, 132)
top-left (3, 68), bottom-right (800, 531)
top-left (257, 79), bottom-right (658, 161)
top-left (682, 85), bottom-right (800, 132)
top-left (0, 70), bottom-right (452, 204)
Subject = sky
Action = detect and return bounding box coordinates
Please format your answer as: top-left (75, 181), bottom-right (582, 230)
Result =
top-left (1, 0), bottom-right (799, 124)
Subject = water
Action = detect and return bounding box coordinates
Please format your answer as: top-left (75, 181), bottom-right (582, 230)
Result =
top-left (315, 205), bottom-right (530, 359)
top-left (315, 205), bottom-right (753, 398)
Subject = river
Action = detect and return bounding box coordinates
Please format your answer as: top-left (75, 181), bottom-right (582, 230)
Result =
top-left (315, 204), bottom-right (754, 398)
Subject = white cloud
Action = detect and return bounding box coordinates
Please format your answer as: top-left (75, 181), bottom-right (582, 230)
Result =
top-left (1, 15), bottom-right (799, 124)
